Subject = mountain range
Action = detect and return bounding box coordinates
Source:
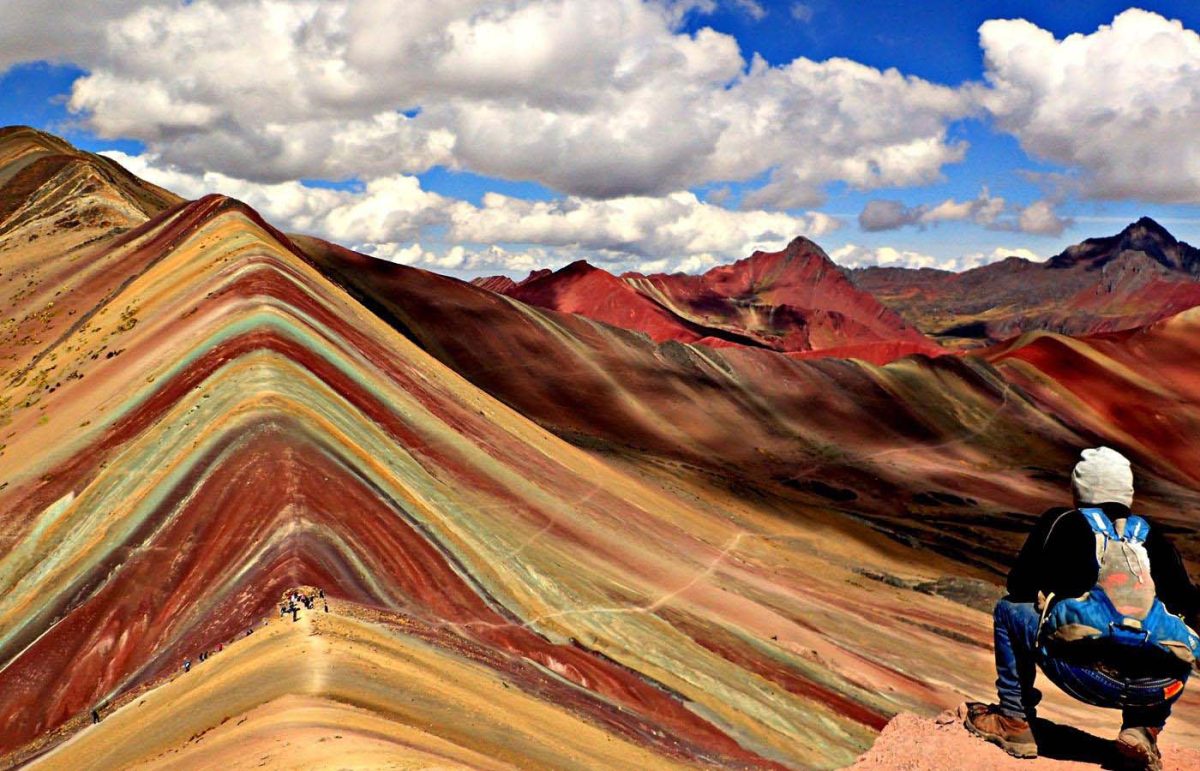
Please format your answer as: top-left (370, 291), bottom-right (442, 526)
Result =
top-left (853, 216), bottom-right (1200, 344)
top-left (475, 215), bottom-right (1200, 358)
top-left (474, 237), bottom-right (940, 365)
top-left (3, 126), bottom-right (1200, 768)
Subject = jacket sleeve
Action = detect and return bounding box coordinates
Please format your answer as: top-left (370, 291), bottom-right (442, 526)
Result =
top-left (1006, 509), bottom-right (1066, 601)
top-left (1146, 528), bottom-right (1200, 630)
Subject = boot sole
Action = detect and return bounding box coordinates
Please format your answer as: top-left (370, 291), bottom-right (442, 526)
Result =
top-left (1116, 738), bottom-right (1163, 771)
top-left (963, 717), bottom-right (1038, 759)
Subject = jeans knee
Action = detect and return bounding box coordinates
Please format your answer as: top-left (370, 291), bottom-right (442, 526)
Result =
top-left (994, 597), bottom-right (1017, 623)
top-left (994, 598), bottom-right (1040, 639)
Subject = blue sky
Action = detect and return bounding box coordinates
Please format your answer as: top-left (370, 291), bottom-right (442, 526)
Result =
top-left (684, 0), bottom-right (1200, 260)
top-left (2, 1), bottom-right (1199, 276)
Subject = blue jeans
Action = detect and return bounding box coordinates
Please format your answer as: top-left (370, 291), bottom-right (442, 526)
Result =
top-left (993, 598), bottom-right (1185, 728)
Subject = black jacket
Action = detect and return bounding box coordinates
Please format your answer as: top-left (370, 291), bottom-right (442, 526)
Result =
top-left (1007, 503), bottom-right (1200, 630)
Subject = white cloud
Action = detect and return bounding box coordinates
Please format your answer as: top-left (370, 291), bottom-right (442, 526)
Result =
top-left (29, 4), bottom-right (1199, 261)
top-left (790, 3), bottom-right (814, 23)
top-left (637, 258), bottom-right (672, 273)
top-left (1012, 198), bottom-right (1070, 236)
top-left (731, 0), bottom-right (767, 21)
top-left (362, 242), bottom-right (549, 273)
top-left (858, 188), bottom-right (1004, 231)
top-left (857, 189), bottom-right (1069, 236)
top-left (675, 253), bottom-right (721, 273)
top-left (104, 151), bottom-right (840, 272)
top-left (0, 0), bottom-right (974, 205)
top-left (112, 145), bottom-right (1056, 275)
top-left (726, 56), bottom-right (972, 208)
top-left (980, 9), bottom-right (1200, 203)
top-left (922, 191), bottom-right (1005, 226)
top-left (449, 190), bottom-right (841, 257)
top-left (830, 244), bottom-right (945, 270)
top-left (831, 243), bottom-right (1040, 272)
top-left (0, 0), bottom-right (154, 73)
top-left (103, 151), bottom-right (457, 244)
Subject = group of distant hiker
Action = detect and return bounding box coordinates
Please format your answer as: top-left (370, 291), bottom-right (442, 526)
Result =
top-left (181, 626), bottom-right (256, 675)
top-left (89, 589), bottom-right (331, 728)
top-left (174, 587), bottom-right (327, 678)
top-left (967, 446), bottom-right (1200, 771)
top-left (280, 587), bottom-right (327, 622)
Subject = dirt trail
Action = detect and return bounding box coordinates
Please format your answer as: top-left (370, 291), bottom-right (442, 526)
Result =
top-left (847, 707), bottom-right (1200, 770)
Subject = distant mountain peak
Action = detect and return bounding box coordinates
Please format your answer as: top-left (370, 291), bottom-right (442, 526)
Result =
top-left (1129, 215), bottom-right (1173, 238)
top-left (744, 235), bottom-right (828, 263)
top-left (784, 234), bottom-right (824, 252)
top-left (1118, 215), bottom-right (1180, 255)
top-left (1048, 216), bottom-right (1199, 274)
top-left (723, 236), bottom-right (837, 283)
top-left (558, 258), bottom-right (601, 275)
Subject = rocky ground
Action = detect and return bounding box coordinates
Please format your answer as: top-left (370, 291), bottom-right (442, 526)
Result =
top-left (848, 705), bottom-right (1200, 770)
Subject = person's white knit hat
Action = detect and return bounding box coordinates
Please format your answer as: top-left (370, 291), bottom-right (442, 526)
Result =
top-left (1071, 446), bottom-right (1134, 507)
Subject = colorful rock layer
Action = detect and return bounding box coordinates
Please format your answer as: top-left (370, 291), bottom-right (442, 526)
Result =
top-left (476, 237), bottom-right (940, 364)
top-left (2, 127), bottom-right (1200, 768)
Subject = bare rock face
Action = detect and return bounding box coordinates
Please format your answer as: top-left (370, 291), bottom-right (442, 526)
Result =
top-left (477, 237), bottom-right (942, 364)
top-left (853, 217), bottom-right (1200, 346)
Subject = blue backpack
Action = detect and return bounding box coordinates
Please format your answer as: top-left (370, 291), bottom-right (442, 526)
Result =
top-left (1038, 508), bottom-right (1200, 669)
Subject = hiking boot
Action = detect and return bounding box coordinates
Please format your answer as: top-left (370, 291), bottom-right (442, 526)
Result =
top-left (963, 702), bottom-right (1038, 759)
top-left (1116, 726), bottom-right (1163, 771)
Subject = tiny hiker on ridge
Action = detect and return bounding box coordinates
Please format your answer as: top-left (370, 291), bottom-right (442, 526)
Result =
top-left (966, 447), bottom-right (1200, 771)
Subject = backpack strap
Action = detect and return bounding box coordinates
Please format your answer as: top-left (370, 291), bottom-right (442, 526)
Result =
top-left (1076, 507), bottom-right (1117, 567)
top-left (1077, 507), bottom-right (1118, 539)
top-left (1119, 515), bottom-right (1150, 544)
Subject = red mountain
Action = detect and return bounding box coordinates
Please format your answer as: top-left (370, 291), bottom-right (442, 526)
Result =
top-left (9, 128), bottom-right (1200, 766)
top-left (479, 237), bottom-right (941, 364)
top-left (853, 217), bottom-right (1200, 345)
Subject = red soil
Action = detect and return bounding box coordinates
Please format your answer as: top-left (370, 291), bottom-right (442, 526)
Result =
top-left (482, 237), bottom-right (938, 362)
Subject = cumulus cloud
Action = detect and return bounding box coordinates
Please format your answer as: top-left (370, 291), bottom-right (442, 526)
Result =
top-left (0, 0), bottom-right (151, 73)
top-left (980, 9), bottom-right (1200, 203)
top-left (27, 4), bottom-right (1195, 267)
top-left (105, 151), bottom-right (839, 273)
top-left (1012, 199), bottom-right (1071, 236)
top-left (116, 146), bottom-right (1043, 276)
top-left (858, 189), bottom-right (1004, 231)
top-left (674, 253), bottom-right (722, 273)
top-left (362, 242), bottom-right (551, 273)
top-left (0, 0), bottom-right (974, 205)
top-left (857, 200), bottom-right (914, 231)
top-left (105, 151), bottom-right (458, 244)
top-left (448, 191), bottom-right (841, 257)
top-left (831, 243), bottom-right (1040, 272)
top-left (922, 191), bottom-right (1005, 226)
top-left (830, 244), bottom-right (945, 270)
top-left (858, 189), bottom-right (1068, 235)
top-left (728, 56), bottom-right (972, 208)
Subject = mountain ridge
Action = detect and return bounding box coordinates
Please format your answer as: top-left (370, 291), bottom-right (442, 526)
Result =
top-left (478, 236), bottom-right (941, 364)
top-left (852, 217), bottom-right (1200, 344)
top-left (6, 127), bottom-right (1200, 768)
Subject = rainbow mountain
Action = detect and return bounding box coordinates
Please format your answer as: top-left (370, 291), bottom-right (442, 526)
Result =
top-left (2, 127), bottom-right (1200, 768)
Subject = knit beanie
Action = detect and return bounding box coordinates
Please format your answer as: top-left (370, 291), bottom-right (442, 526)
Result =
top-left (1071, 446), bottom-right (1134, 508)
